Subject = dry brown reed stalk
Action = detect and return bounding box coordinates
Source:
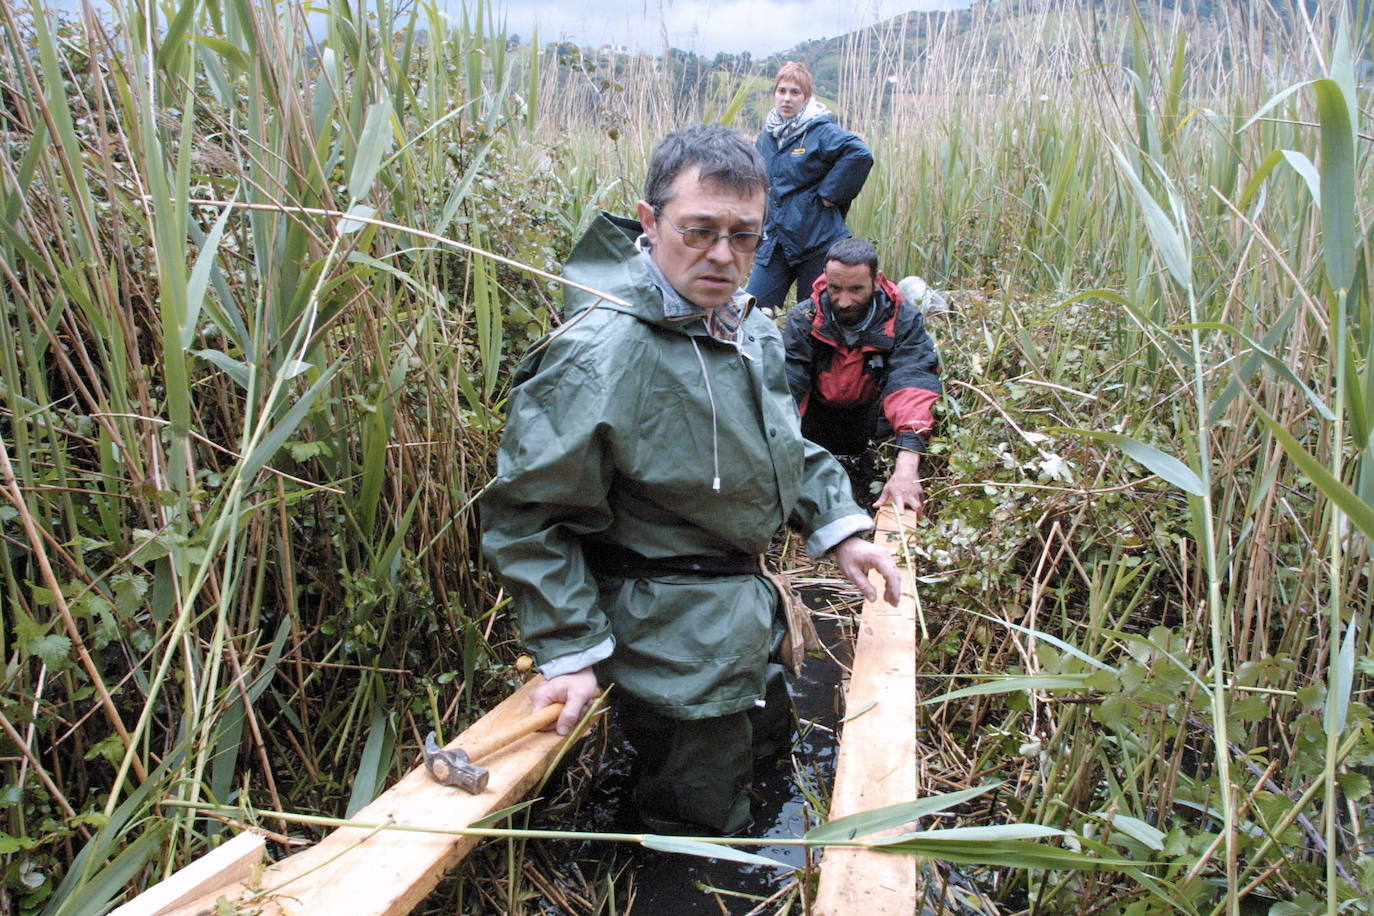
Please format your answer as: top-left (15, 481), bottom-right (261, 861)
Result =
top-left (0, 0), bottom-right (577, 907)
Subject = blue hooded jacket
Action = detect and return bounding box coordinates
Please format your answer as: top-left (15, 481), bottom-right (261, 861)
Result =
top-left (755, 114), bottom-right (873, 264)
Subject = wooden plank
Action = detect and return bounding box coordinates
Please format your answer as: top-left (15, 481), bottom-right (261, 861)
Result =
top-left (166, 678), bottom-right (582, 916)
top-left (813, 507), bottom-right (920, 915)
top-left (110, 830), bottom-right (266, 916)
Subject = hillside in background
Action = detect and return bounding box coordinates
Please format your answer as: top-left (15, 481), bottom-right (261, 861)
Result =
top-left (543, 0), bottom-right (1228, 129)
top-left (541, 1), bottom-right (1229, 126)
top-left (758, 0), bottom-right (1327, 98)
top-left (539, 0), bottom-right (1340, 130)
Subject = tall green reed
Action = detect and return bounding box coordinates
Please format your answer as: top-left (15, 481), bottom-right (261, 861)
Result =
top-left (0, 0), bottom-right (561, 909)
top-left (814, 0), bottom-right (1372, 911)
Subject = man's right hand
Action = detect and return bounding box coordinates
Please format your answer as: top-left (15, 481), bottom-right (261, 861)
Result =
top-left (530, 668), bottom-right (600, 735)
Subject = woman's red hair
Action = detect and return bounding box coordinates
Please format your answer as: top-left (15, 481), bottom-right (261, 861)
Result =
top-left (772, 61), bottom-right (813, 99)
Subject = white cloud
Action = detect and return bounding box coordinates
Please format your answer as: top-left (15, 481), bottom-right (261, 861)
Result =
top-left (482, 0), bottom-right (971, 57)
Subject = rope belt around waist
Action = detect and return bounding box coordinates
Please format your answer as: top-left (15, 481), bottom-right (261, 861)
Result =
top-left (584, 542), bottom-right (762, 578)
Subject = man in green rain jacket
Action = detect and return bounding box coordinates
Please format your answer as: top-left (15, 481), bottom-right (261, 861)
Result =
top-left (481, 124), bottom-right (900, 835)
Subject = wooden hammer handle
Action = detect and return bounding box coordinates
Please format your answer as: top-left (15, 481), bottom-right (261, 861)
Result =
top-left (460, 702), bottom-right (564, 764)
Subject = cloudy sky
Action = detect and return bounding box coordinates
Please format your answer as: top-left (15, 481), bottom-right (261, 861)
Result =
top-left (481, 0), bottom-right (972, 58)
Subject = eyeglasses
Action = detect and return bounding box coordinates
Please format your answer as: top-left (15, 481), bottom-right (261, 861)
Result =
top-left (660, 214), bottom-right (765, 254)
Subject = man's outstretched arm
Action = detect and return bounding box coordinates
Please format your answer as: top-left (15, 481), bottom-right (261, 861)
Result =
top-left (873, 449), bottom-right (925, 516)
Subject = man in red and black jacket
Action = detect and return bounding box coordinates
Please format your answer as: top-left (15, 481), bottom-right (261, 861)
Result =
top-left (781, 237), bottom-right (942, 516)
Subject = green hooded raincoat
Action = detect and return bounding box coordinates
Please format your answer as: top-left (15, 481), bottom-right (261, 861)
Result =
top-left (481, 213), bottom-right (869, 720)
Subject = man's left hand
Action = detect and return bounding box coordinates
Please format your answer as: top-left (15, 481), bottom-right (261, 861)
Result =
top-left (873, 449), bottom-right (925, 517)
top-left (833, 537), bottom-right (901, 605)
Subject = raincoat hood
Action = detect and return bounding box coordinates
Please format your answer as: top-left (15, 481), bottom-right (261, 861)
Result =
top-left (765, 98), bottom-right (834, 146)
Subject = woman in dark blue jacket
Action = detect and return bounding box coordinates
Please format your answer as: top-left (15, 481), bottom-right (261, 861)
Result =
top-left (748, 61), bottom-right (874, 313)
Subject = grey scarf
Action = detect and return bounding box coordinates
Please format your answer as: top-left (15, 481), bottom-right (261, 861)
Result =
top-left (764, 98), bottom-right (829, 146)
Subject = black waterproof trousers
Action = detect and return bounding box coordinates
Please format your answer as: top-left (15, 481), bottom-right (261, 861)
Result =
top-left (621, 662), bottom-right (792, 836)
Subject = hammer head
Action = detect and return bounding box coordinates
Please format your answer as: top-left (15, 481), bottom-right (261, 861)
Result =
top-left (423, 731), bottom-right (489, 793)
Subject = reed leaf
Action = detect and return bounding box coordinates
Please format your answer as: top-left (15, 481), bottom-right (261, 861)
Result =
top-left (806, 784), bottom-right (1000, 843)
top-left (238, 361), bottom-right (341, 482)
top-left (45, 750), bottom-right (186, 914)
top-left (470, 800), bottom-right (541, 828)
top-left (1246, 393), bottom-right (1374, 542)
top-left (183, 195), bottom-right (237, 350)
top-left (963, 610), bottom-right (1117, 672)
top-left (26, 0), bottom-right (96, 259)
top-left (1312, 78), bottom-right (1357, 294)
top-left (640, 835), bottom-right (792, 869)
top-left (717, 78), bottom-right (756, 128)
top-left (1055, 428), bottom-right (1204, 496)
top-left (877, 824), bottom-right (1066, 843)
top-left (346, 677), bottom-right (396, 818)
top-left (48, 823), bottom-right (168, 916)
top-left (1100, 813), bottom-right (1167, 851)
top-left (526, 26), bottom-right (540, 133)
top-left (1055, 288), bottom-right (1194, 364)
top-left (1325, 616), bottom-right (1358, 738)
top-left (872, 837), bottom-right (1130, 871)
top-left (349, 99), bottom-right (396, 203)
top-left (1204, 304), bottom-right (1309, 424)
top-left (1198, 319), bottom-right (1336, 420)
top-left (156, 0), bottom-right (197, 74)
top-left (922, 674), bottom-right (1102, 705)
top-left (1237, 81), bottom-right (1308, 133)
top-left (1237, 149), bottom-right (1320, 211)
top-left (1109, 141), bottom-right (1191, 289)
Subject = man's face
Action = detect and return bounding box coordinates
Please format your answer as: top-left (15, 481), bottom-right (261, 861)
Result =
top-left (774, 80), bottom-right (807, 119)
top-left (825, 260), bottom-right (876, 323)
top-left (637, 168), bottom-right (765, 312)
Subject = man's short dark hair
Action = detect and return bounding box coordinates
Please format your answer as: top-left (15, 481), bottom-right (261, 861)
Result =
top-left (643, 124), bottom-right (768, 212)
top-left (825, 237), bottom-right (879, 279)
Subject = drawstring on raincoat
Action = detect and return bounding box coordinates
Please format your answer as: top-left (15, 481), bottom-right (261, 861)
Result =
top-left (690, 335), bottom-right (722, 492)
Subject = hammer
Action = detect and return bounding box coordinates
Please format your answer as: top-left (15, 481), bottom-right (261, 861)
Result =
top-left (422, 702), bottom-right (563, 794)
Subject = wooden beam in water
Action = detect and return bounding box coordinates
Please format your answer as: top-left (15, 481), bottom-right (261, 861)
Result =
top-left (162, 678), bottom-right (579, 916)
top-left (813, 507), bottom-right (920, 914)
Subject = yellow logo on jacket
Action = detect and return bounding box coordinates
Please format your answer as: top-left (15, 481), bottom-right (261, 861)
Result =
top-left (790, 146), bottom-right (807, 156)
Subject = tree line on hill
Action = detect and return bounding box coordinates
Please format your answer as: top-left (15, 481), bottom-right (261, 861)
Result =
top-left (537, 0), bottom-right (1342, 106)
